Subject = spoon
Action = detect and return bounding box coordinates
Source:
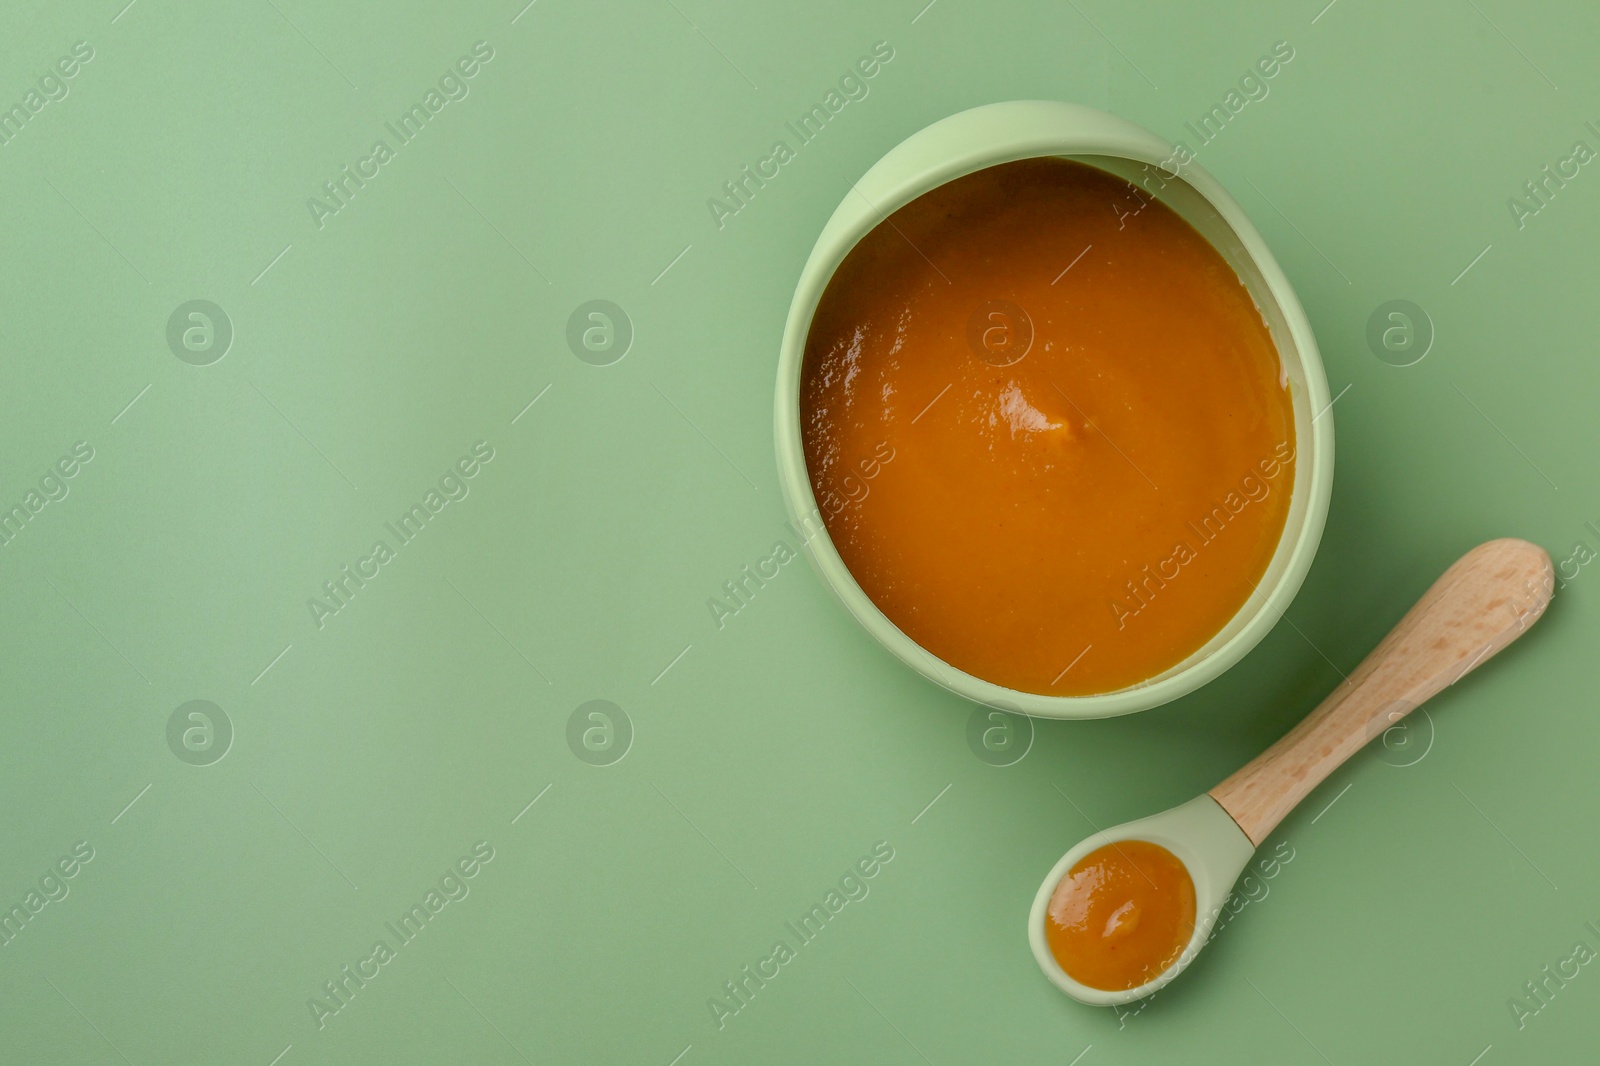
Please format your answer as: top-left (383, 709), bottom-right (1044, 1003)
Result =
top-left (1029, 538), bottom-right (1555, 1005)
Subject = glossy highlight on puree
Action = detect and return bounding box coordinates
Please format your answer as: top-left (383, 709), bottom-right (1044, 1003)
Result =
top-left (799, 158), bottom-right (1296, 695)
top-left (1045, 840), bottom-right (1196, 991)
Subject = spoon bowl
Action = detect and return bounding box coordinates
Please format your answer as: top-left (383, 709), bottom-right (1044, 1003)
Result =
top-left (1028, 795), bottom-right (1253, 1005)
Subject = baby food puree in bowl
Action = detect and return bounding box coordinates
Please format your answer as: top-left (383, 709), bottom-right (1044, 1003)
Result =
top-left (773, 101), bottom-right (1333, 718)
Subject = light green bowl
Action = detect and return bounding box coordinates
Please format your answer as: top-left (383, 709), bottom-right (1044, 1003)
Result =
top-left (772, 101), bottom-right (1334, 720)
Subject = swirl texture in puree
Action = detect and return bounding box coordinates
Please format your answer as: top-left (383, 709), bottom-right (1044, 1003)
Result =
top-left (800, 157), bottom-right (1296, 696)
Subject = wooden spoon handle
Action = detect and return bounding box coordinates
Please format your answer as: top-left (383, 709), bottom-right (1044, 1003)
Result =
top-left (1209, 538), bottom-right (1554, 846)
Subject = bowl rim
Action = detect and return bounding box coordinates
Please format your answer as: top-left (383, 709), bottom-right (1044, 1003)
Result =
top-left (772, 100), bottom-right (1334, 720)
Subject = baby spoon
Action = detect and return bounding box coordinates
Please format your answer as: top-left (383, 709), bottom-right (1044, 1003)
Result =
top-left (1029, 538), bottom-right (1554, 1005)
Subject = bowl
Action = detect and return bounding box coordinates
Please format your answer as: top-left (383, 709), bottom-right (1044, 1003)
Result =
top-left (772, 100), bottom-right (1334, 720)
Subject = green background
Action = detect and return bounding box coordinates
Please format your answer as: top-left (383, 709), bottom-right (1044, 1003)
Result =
top-left (2, 0), bottom-right (1596, 1062)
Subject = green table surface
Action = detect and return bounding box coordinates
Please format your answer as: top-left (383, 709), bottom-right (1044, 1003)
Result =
top-left (4, 1), bottom-right (1598, 1063)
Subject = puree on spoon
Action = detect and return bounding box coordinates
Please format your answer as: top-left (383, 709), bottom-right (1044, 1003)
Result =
top-left (799, 157), bottom-right (1296, 696)
top-left (1045, 840), bottom-right (1196, 991)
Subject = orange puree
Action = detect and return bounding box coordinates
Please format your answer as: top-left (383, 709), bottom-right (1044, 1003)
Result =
top-left (1045, 840), bottom-right (1196, 991)
top-left (799, 157), bottom-right (1295, 695)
